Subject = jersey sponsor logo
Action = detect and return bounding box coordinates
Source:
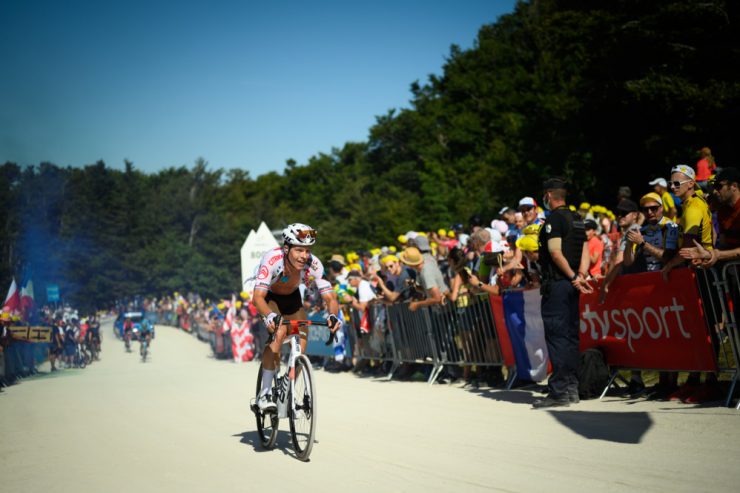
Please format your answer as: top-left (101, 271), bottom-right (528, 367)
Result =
top-left (546, 224), bottom-right (552, 233)
top-left (268, 254), bottom-right (282, 266)
top-left (258, 266), bottom-right (269, 280)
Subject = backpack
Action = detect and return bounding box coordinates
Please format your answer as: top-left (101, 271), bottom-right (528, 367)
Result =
top-left (577, 348), bottom-right (611, 399)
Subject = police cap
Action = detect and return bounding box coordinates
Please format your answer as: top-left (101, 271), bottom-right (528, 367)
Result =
top-left (542, 177), bottom-right (568, 191)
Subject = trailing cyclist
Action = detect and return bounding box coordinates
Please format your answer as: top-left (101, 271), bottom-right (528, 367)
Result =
top-left (253, 223), bottom-right (342, 412)
top-left (139, 319), bottom-right (153, 359)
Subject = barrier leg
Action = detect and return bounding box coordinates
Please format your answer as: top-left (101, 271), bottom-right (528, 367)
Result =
top-left (506, 367), bottom-right (518, 390)
top-left (599, 369), bottom-right (624, 400)
top-left (428, 364), bottom-right (445, 385)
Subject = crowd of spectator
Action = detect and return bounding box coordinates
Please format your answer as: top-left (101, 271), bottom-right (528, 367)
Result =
top-left (117, 147), bottom-right (736, 404)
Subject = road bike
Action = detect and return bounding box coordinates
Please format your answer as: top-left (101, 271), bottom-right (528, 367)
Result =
top-left (250, 317), bottom-right (334, 461)
top-left (140, 337), bottom-right (149, 362)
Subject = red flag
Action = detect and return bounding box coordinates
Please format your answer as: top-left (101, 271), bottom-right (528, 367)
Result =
top-left (3, 278), bottom-right (20, 312)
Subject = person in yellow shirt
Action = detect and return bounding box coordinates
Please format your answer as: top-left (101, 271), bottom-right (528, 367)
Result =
top-left (648, 177), bottom-right (677, 220)
top-left (661, 164), bottom-right (713, 281)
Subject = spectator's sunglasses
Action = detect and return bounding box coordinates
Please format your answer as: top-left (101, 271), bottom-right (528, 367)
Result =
top-left (296, 229), bottom-right (317, 241)
top-left (641, 205), bottom-right (661, 213)
top-left (669, 179), bottom-right (691, 189)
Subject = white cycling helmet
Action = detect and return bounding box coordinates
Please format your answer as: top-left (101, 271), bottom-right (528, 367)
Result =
top-left (282, 223), bottom-right (317, 246)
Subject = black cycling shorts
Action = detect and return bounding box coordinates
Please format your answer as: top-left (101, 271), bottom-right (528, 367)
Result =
top-left (265, 289), bottom-right (302, 316)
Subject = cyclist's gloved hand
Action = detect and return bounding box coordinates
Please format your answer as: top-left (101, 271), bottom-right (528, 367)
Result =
top-left (263, 312), bottom-right (280, 333)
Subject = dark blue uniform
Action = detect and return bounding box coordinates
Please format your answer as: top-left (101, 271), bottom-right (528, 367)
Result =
top-left (538, 205), bottom-right (586, 403)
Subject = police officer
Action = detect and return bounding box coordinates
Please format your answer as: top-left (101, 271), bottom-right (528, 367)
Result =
top-left (534, 177), bottom-right (593, 409)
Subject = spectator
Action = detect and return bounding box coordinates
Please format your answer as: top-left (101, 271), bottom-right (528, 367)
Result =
top-left (599, 199), bottom-right (641, 302)
top-left (340, 269), bottom-right (376, 319)
top-left (620, 192), bottom-right (680, 398)
top-left (585, 219), bottom-right (604, 279)
top-left (398, 246), bottom-right (448, 312)
top-left (659, 164), bottom-right (715, 402)
top-left (617, 185), bottom-right (632, 203)
top-left (373, 254), bottom-right (415, 303)
top-left (518, 197), bottom-right (544, 227)
top-left (516, 233), bottom-right (541, 289)
top-left (695, 147), bottom-right (717, 190)
top-left (649, 177), bottom-right (678, 220)
top-left (662, 164), bottom-right (713, 279)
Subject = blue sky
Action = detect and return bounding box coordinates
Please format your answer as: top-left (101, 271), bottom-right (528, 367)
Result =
top-left (1, 0), bottom-right (516, 177)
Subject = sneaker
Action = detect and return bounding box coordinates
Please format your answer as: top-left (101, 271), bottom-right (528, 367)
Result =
top-left (627, 380), bottom-right (646, 398)
top-left (532, 396), bottom-right (570, 409)
top-left (681, 384), bottom-right (724, 404)
top-left (568, 391), bottom-right (580, 404)
top-left (257, 393), bottom-right (276, 413)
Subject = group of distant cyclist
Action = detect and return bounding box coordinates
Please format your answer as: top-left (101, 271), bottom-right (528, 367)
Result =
top-left (121, 316), bottom-right (153, 360)
top-left (49, 316), bottom-right (101, 370)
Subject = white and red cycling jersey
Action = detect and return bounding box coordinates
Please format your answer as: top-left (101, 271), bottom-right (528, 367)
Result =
top-left (254, 247), bottom-right (333, 296)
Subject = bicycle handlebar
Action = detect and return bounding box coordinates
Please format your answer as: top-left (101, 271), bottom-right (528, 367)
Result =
top-left (266, 317), bottom-right (337, 346)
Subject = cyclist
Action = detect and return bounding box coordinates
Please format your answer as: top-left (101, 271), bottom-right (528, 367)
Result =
top-left (122, 315), bottom-right (134, 350)
top-left (139, 319), bottom-right (152, 356)
top-left (253, 223), bottom-right (342, 412)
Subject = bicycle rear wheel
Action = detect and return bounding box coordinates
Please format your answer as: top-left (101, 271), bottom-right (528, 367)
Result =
top-left (255, 363), bottom-right (279, 448)
top-left (289, 355), bottom-right (316, 461)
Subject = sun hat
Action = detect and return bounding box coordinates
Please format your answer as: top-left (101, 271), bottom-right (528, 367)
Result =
top-left (399, 247), bottom-right (424, 266)
top-left (671, 164), bottom-right (696, 180)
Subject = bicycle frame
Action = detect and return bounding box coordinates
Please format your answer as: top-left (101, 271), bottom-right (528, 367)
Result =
top-left (277, 323), bottom-right (310, 419)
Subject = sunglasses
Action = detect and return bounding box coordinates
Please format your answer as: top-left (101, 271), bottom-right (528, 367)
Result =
top-left (641, 205), bottom-right (660, 213)
top-left (519, 206), bottom-right (535, 212)
top-left (295, 229), bottom-right (317, 241)
top-left (670, 179), bottom-right (691, 188)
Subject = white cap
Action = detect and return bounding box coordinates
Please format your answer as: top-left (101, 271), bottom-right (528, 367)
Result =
top-left (671, 164), bottom-right (696, 180)
top-left (648, 178), bottom-right (667, 188)
top-left (498, 206), bottom-right (512, 215)
top-left (518, 197), bottom-right (537, 209)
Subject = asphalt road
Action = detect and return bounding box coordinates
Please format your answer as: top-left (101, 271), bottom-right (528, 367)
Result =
top-left (1, 319), bottom-right (739, 493)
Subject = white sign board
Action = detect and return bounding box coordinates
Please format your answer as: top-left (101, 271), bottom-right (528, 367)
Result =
top-left (240, 222), bottom-right (280, 293)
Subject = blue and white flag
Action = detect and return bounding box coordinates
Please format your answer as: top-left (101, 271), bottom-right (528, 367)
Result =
top-left (502, 290), bottom-right (549, 382)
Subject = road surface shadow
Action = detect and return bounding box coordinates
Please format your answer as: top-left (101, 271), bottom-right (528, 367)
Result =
top-left (546, 410), bottom-right (653, 443)
top-left (234, 430), bottom-right (316, 461)
top-left (468, 389), bottom-right (540, 405)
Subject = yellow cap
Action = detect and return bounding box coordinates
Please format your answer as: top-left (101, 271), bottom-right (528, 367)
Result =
top-left (217, 303), bottom-right (225, 310)
top-left (640, 192), bottom-right (663, 207)
top-left (381, 254), bottom-right (399, 265)
top-left (447, 231), bottom-right (456, 238)
top-left (235, 301), bottom-right (242, 309)
top-left (347, 263), bottom-right (362, 272)
top-left (417, 231), bottom-right (427, 237)
top-left (437, 228), bottom-right (447, 237)
top-left (569, 205), bottom-right (577, 211)
top-left (397, 235), bottom-right (408, 244)
top-left (579, 202), bottom-right (591, 210)
top-left (240, 291), bottom-right (249, 300)
top-left (516, 235), bottom-right (539, 252)
top-left (370, 248), bottom-right (382, 256)
top-left (388, 245), bottom-right (397, 253)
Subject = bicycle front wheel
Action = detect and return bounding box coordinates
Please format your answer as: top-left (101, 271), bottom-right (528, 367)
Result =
top-left (255, 363), bottom-right (279, 449)
top-left (289, 354), bottom-right (316, 461)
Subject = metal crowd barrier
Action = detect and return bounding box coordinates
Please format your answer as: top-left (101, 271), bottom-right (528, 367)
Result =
top-left (345, 293), bottom-right (505, 384)
top-left (695, 263), bottom-right (740, 409)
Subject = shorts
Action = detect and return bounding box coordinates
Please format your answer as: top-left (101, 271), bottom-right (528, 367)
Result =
top-left (265, 289), bottom-right (302, 316)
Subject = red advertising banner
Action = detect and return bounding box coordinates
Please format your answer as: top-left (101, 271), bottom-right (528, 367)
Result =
top-left (579, 269), bottom-right (717, 372)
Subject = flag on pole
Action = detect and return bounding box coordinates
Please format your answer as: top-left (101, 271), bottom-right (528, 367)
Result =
top-left (20, 278), bottom-right (35, 318)
top-left (3, 277), bottom-right (20, 313)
